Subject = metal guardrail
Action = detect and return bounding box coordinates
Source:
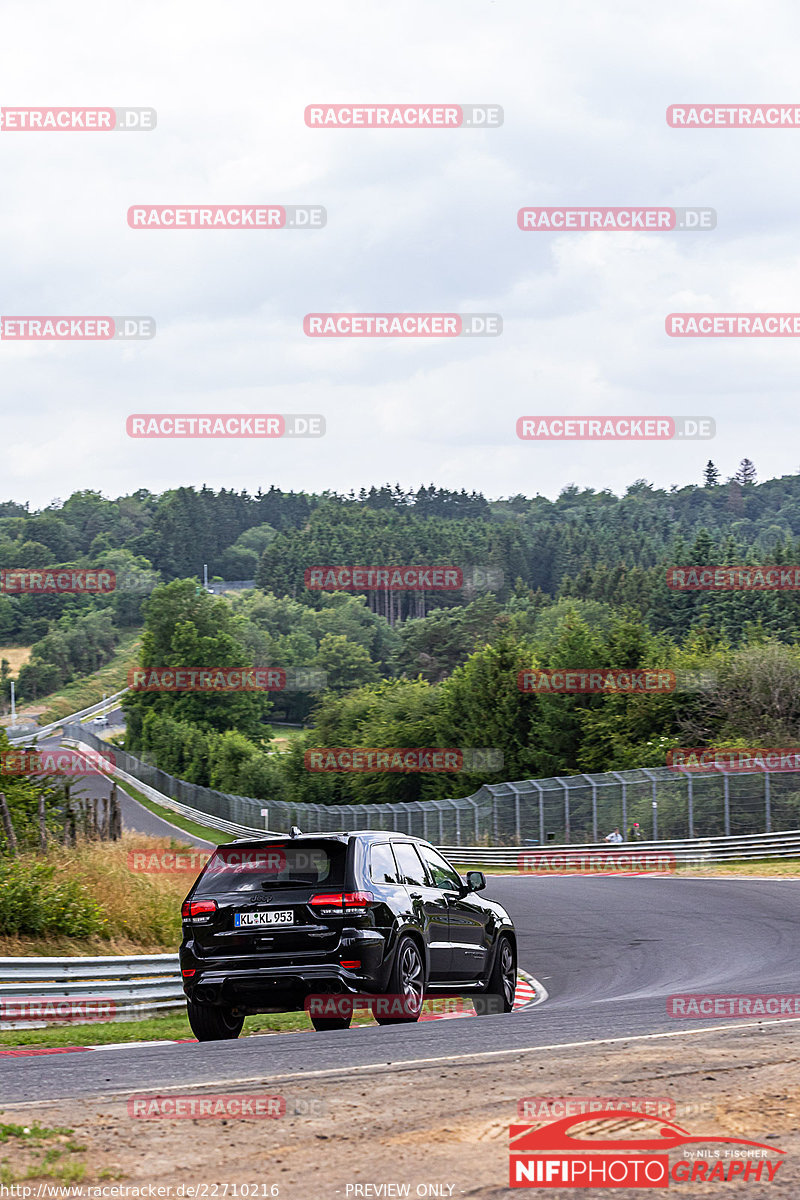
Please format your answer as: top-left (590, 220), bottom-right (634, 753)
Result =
top-left (60, 739), bottom-right (274, 840)
top-left (7, 688), bottom-right (129, 746)
top-left (444, 829), bottom-right (800, 865)
top-left (0, 954), bottom-right (183, 1029)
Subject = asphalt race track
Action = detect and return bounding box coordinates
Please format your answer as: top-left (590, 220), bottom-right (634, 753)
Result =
top-left (4, 842), bottom-right (800, 1103)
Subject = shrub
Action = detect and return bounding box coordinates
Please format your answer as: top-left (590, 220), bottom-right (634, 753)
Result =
top-left (0, 858), bottom-right (105, 938)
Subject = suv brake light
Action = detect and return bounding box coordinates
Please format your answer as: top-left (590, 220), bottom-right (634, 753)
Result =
top-left (309, 891), bottom-right (374, 915)
top-left (181, 899), bottom-right (217, 919)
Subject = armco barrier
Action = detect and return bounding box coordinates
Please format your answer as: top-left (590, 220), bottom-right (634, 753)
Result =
top-left (7, 689), bottom-right (129, 746)
top-left (0, 954), bottom-right (183, 1029)
top-left (443, 829), bottom-right (800, 865)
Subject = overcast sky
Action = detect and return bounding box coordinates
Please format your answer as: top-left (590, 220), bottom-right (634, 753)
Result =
top-left (2, 0), bottom-right (800, 509)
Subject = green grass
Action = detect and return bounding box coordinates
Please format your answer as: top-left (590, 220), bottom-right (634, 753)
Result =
top-left (0, 1007), bottom-right (378, 1050)
top-left (676, 857), bottom-right (800, 876)
top-left (0, 1122), bottom-right (85, 1186)
top-left (113, 779), bottom-right (235, 846)
top-left (38, 631), bottom-right (142, 724)
top-left (0, 1124), bottom-right (73, 1143)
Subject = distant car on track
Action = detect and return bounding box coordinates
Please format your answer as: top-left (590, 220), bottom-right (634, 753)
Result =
top-left (179, 831), bottom-right (517, 1041)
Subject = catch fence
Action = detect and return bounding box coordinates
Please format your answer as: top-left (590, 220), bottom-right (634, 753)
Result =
top-left (65, 726), bottom-right (800, 846)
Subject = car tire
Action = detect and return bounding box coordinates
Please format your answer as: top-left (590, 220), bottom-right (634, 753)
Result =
top-left (309, 1014), bottom-right (352, 1032)
top-left (186, 999), bottom-right (244, 1041)
top-left (374, 936), bottom-right (426, 1025)
top-left (478, 934), bottom-right (516, 1014)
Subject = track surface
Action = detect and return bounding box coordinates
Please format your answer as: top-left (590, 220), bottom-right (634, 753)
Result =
top-left (4, 863), bottom-right (800, 1104)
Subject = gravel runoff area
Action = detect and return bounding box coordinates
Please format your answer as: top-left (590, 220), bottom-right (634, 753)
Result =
top-left (1, 1020), bottom-right (798, 1198)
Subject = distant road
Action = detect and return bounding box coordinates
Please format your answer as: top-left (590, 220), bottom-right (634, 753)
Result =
top-left (42, 718), bottom-right (214, 847)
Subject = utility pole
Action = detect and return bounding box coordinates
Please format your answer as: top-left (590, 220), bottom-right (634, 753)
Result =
top-left (203, 563), bottom-right (209, 589)
top-left (10, 680), bottom-right (15, 725)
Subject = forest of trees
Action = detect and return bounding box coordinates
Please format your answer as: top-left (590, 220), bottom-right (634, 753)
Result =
top-left (5, 464), bottom-right (800, 803)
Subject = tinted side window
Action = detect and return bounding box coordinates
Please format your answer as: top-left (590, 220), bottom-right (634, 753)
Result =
top-left (417, 845), bottom-right (463, 891)
top-left (392, 842), bottom-right (427, 887)
top-left (369, 842), bottom-right (399, 884)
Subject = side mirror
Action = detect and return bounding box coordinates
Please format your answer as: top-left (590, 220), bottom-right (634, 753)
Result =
top-left (465, 870), bottom-right (486, 893)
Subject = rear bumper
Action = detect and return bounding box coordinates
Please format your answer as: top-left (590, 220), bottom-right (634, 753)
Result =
top-left (180, 930), bottom-right (389, 1011)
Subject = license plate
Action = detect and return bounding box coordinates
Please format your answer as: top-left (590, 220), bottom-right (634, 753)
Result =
top-left (234, 910), bottom-right (294, 928)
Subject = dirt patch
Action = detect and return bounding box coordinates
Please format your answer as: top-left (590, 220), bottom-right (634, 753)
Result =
top-left (0, 645), bottom-right (33, 679)
top-left (2, 1022), bottom-right (798, 1197)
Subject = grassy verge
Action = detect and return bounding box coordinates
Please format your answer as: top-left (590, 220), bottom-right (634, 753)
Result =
top-left (0, 836), bottom-right (189, 956)
top-left (114, 778), bottom-right (234, 846)
top-left (0, 1010), bottom-right (319, 1050)
top-left (675, 858), bottom-right (800, 877)
top-left (38, 631), bottom-right (142, 724)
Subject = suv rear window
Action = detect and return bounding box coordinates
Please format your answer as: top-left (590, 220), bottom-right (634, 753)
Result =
top-left (197, 841), bottom-right (346, 894)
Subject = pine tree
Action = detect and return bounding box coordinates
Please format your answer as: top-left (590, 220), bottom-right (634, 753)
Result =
top-left (735, 458), bottom-right (757, 485)
top-left (703, 461), bottom-right (720, 487)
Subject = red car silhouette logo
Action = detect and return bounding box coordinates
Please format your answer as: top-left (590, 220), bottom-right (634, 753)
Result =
top-left (510, 1110), bottom-right (785, 1156)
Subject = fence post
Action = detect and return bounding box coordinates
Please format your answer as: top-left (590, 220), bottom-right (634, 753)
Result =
top-left (0, 793), bottom-right (18, 855)
top-left (508, 783), bottom-right (522, 844)
top-left (765, 771), bottom-right (771, 833)
top-left (610, 772), bottom-right (627, 841)
top-left (531, 781), bottom-right (545, 845)
top-left (723, 770), bottom-right (731, 836)
top-left (582, 775), bottom-right (598, 842)
top-left (38, 794), bottom-right (47, 852)
top-left (685, 771), bottom-right (694, 838)
top-left (559, 779), bottom-right (570, 843)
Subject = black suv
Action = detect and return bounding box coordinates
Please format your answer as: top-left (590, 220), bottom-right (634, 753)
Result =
top-left (179, 831), bottom-right (517, 1041)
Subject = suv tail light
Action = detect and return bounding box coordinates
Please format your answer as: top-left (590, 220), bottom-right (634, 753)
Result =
top-left (181, 899), bottom-right (217, 920)
top-left (309, 892), bottom-right (374, 916)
